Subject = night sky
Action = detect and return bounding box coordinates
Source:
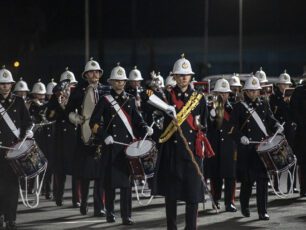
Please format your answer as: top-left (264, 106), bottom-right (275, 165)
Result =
top-left (1, 0), bottom-right (306, 82)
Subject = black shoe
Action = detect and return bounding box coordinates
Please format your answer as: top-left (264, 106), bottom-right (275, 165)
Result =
top-left (241, 208), bottom-right (250, 217)
top-left (293, 188), bottom-right (299, 194)
top-left (94, 209), bottom-right (106, 217)
top-left (213, 202), bottom-right (220, 210)
top-left (225, 204), bottom-right (237, 212)
top-left (80, 203), bottom-right (88, 215)
top-left (5, 221), bottom-right (17, 230)
top-left (45, 193), bottom-right (52, 200)
top-left (106, 214), bottom-right (116, 223)
top-left (258, 213), bottom-right (270, 220)
top-left (122, 218), bottom-right (134, 225)
top-left (55, 199), bottom-right (63, 207)
top-left (300, 193), bottom-right (306, 197)
top-left (73, 202), bottom-right (81, 208)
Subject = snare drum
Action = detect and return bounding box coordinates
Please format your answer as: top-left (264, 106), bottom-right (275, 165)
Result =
top-left (256, 134), bottom-right (295, 173)
top-left (6, 139), bottom-right (48, 178)
top-left (125, 139), bottom-right (158, 179)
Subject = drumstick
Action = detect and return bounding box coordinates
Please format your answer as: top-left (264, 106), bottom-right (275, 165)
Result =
top-left (138, 121), bottom-right (155, 149)
top-left (0, 145), bottom-right (17, 150)
top-left (113, 141), bottom-right (130, 146)
top-left (17, 124), bottom-right (35, 150)
top-left (269, 122), bottom-right (285, 144)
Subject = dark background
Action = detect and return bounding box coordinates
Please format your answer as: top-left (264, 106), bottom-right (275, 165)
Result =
top-left (1, 0), bottom-right (306, 85)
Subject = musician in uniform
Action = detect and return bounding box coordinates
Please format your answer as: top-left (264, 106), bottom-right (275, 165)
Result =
top-left (46, 79), bottom-right (57, 101)
top-left (228, 74), bottom-right (243, 104)
top-left (90, 63), bottom-right (153, 225)
top-left (205, 78), bottom-right (237, 212)
top-left (0, 67), bottom-right (33, 230)
top-left (13, 78), bottom-right (30, 101)
top-left (67, 58), bottom-right (109, 217)
top-left (148, 54), bottom-right (211, 230)
top-left (269, 70), bottom-right (298, 193)
top-left (230, 75), bottom-right (282, 220)
top-left (46, 69), bottom-right (80, 208)
top-left (290, 77), bottom-right (306, 197)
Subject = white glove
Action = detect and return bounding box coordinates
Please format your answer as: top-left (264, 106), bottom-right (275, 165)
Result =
top-left (104, 135), bottom-right (114, 145)
top-left (25, 130), bottom-right (34, 139)
top-left (275, 123), bottom-right (284, 133)
top-left (166, 105), bottom-right (177, 118)
top-left (146, 126), bottom-right (154, 136)
top-left (210, 109), bottom-right (216, 118)
top-left (68, 112), bottom-right (85, 125)
top-left (240, 136), bottom-right (250, 145)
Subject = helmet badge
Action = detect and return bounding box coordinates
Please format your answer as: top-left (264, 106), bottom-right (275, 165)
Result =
top-left (182, 62), bottom-right (188, 69)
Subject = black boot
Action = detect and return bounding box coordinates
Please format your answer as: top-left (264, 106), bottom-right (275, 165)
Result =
top-left (80, 202), bottom-right (88, 215)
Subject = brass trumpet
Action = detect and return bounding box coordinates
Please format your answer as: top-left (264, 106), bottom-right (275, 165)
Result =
top-left (211, 94), bottom-right (224, 129)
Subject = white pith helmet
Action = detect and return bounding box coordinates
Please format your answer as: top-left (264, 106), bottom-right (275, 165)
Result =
top-left (46, 79), bottom-right (57, 95)
top-left (277, 70), bottom-right (292, 85)
top-left (255, 67), bottom-right (268, 83)
top-left (128, 66), bottom-right (143, 81)
top-left (82, 57), bottom-right (103, 78)
top-left (243, 75), bottom-right (262, 90)
top-left (229, 73), bottom-right (242, 87)
top-left (108, 63), bottom-right (128, 81)
top-left (13, 78), bottom-right (29, 92)
top-left (165, 72), bottom-right (176, 87)
top-left (172, 53), bottom-right (195, 75)
top-left (213, 78), bottom-right (232, 93)
top-left (31, 79), bottom-right (46, 94)
top-left (60, 67), bottom-right (78, 84)
top-left (0, 66), bottom-right (15, 83)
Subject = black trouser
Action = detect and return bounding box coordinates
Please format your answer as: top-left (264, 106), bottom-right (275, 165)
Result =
top-left (54, 174), bottom-right (80, 205)
top-left (210, 178), bottom-right (236, 206)
top-left (239, 177), bottom-right (268, 214)
top-left (165, 197), bottom-right (198, 230)
top-left (0, 165), bottom-right (19, 222)
top-left (298, 165), bottom-right (306, 195)
top-left (105, 187), bottom-right (131, 219)
top-left (80, 178), bottom-right (105, 212)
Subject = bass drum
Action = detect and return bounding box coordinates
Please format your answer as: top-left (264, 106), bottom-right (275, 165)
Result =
top-left (6, 139), bottom-right (48, 178)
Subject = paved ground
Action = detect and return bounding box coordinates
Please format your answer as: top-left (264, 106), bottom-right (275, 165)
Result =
top-left (16, 176), bottom-right (306, 230)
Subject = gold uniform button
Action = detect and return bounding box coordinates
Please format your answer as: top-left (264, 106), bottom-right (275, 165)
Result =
top-left (188, 142), bottom-right (191, 145)
top-left (113, 124), bottom-right (116, 127)
top-left (174, 140), bottom-right (177, 143)
top-left (220, 129), bottom-right (223, 132)
top-left (189, 130), bottom-right (193, 133)
top-left (248, 129), bottom-right (251, 132)
top-left (63, 128), bottom-right (67, 132)
top-left (221, 138), bottom-right (224, 141)
top-left (114, 134), bottom-right (117, 137)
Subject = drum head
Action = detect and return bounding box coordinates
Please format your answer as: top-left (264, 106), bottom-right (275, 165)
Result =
top-left (257, 135), bottom-right (284, 152)
top-left (6, 140), bottom-right (34, 159)
top-left (126, 140), bottom-right (153, 158)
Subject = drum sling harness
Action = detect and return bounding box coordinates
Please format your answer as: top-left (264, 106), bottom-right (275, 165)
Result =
top-left (0, 100), bottom-right (20, 138)
top-left (104, 95), bottom-right (136, 140)
top-left (241, 102), bottom-right (268, 137)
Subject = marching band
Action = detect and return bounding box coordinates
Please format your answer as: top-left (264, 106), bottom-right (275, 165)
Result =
top-left (0, 55), bottom-right (305, 229)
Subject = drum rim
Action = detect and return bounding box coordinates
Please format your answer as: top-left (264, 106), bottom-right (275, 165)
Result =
top-left (125, 139), bottom-right (156, 158)
top-left (6, 139), bottom-right (36, 159)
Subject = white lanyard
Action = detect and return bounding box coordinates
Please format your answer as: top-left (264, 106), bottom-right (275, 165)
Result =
top-left (0, 102), bottom-right (20, 138)
top-left (241, 101), bottom-right (268, 137)
top-left (104, 95), bottom-right (135, 140)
